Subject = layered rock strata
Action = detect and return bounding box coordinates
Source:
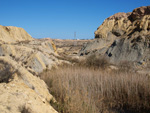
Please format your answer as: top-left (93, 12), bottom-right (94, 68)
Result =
top-left (79, 6), bottom-right (150, 65)
top-left (0, 25), bottom-right (63, 113)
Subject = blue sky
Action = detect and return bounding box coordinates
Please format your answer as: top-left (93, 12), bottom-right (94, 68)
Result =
top-left (0, 0), bottom-right (149, 39)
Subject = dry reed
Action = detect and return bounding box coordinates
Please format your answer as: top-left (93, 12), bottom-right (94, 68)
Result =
top-left (40, 64), bottom-right (150, 113)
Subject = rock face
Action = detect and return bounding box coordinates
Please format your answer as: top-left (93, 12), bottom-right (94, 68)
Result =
top-left (0, 25), bottom-right (64, 113)
top-left (95, 12), bottom-right (131, 39)
top-left (0, 26), bottom-right (62, 74)
top-left (79, 6), bottom-right (150, 64)
top-left (129, 6), bottom-right (150, 21)
top-left (79, 12), bottom-right (131, 56)
top-left (0, 39), bottom-right (60, 74)
top-left (0, 57), bottom-right (57, 113)
top-left (106, 15), bottom-right (150, 63)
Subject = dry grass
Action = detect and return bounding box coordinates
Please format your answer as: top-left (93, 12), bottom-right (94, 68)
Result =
top-left (40, 64), bottom-right (150, 113)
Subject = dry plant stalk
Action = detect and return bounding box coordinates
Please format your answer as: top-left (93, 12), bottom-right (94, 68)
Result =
top-left (40, 64), bottom-right (150, 113)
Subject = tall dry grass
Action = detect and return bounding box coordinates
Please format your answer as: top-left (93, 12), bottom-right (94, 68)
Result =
top-left (40, 64), bottom-right (150, 113)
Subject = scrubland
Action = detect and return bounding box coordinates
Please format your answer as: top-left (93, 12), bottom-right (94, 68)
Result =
top-left (40, 56), bottom-right (150, 113)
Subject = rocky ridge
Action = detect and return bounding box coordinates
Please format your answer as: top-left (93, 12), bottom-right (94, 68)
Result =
top-left (0, 25), bottom-right (62, 113)
top-left (0, 25), bottom-right (33, 43)
top-left (0, 26), bottom-right (62, 74)
top-left (79, 6), bottom-right (150, 66)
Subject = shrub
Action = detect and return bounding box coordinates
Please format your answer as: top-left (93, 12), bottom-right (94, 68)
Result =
top-left (118, 60), bottom-right (134, 72)
top-left (79, 54), bottom-right (110, 69)
top-left (0, 62), bottom-right (14, 83)
top-left (56, 54), bottom-right (110, 69)
top-left (19, 106), bottom-right (31, 113)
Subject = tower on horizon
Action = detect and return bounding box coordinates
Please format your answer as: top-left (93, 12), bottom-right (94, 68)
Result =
top-left (74, 32), bottom-right (77, 46)
top-left (74, 32), bottom-right (76, 40)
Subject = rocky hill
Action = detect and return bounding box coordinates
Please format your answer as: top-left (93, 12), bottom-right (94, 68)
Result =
top-left (0, 25), bottom-right (63, 74)
top-left (1, 6), bottom-right (150, 112)
top-left (79, 6), bottom-right (150, 66)
top-left (0, 25), bottom-right (64, 113)
top-left (0, 25), bottom-right (33, 43)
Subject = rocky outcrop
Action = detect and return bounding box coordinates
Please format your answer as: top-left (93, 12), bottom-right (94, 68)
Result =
top-left (106, 6), bottom-right (150, 64)
top-left (0, 25), bottom-right (67, 113)
top-left (79, 12), bottom-right (132, 56)
top-left (0, 25), bottom-right (33, 43)
top-left (79, 6), bottom-right (150, 65)
top-left (79, 33), bottom-right (117, 56)
top-left (106, 34), bottom-right (150, 63)
top-left (0, 25), bottom-right (62, 74)
top-left (0, 39), bottom-right (61, 74)
top-left (94, 6), bottom-right (150, 39)
top-left (129, 6), bottom-right (150, 21)
top-left (95, 12), bottom-right (131, 39)
top-left (0, 56), bottom-right (57, 113)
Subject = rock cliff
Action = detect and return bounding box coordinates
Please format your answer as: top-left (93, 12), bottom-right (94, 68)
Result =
top-left (79, 6), bottom-right (150, 65)
top-left (0, 25), bottom-right (64, 113)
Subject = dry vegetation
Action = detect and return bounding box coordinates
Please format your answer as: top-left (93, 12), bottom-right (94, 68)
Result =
top-left (0, 61), bottom-right (14, 83)
top-left (19, 106), bottom-right (31, 113)
top-left (40, 56), bottom-right (150, 113)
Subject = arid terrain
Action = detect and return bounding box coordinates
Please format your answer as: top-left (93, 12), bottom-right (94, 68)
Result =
top-left (0, 6), bottom-right (150, 113)
top-left (52, 39), bottom-right (91, 56)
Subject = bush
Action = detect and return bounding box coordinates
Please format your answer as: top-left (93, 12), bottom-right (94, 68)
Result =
top-left (19, 106), bottom-right (31, 113)
top-left (76, 54), bottom-right (110, 70)
top-left (118, 60), bottom-right (134, 72)
top-left (0, 62), bottom-right (14, 83)
top-left (86, 54), bottom-right (109, 69)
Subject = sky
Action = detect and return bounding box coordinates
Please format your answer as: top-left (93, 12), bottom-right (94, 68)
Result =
top-left (0, 0), bottom-right (150, 39)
